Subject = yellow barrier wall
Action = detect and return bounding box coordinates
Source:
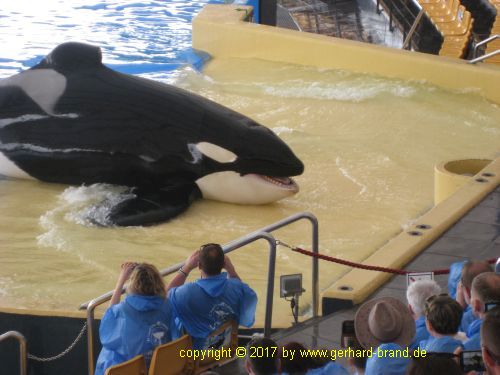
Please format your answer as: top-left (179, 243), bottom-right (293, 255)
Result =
top-left (434, 159), bottom-right (493, 205)
top-left (322, 157), bottom-right (500, 305)
top-left (193, 5), bottom-right (500, 104)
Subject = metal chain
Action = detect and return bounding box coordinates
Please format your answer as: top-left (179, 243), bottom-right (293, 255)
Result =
top-left (28, 322), bottom-right (87, 362)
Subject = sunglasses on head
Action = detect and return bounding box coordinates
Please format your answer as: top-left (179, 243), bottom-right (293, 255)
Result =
top-left (199, 243), bottom-right (220, 251)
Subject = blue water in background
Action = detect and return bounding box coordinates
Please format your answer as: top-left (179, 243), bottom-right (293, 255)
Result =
top-left (0, 0), bottom-right (254, 80)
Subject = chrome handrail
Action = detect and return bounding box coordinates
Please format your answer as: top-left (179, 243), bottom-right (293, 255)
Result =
top-left (469, 49), bottom-right (500, 64)
top-left (472, 34), bottom-right (500, 58)
top-left (0, 331), bottom-right (27, 375)
top-left (81, 211), bottom-right (319, 375)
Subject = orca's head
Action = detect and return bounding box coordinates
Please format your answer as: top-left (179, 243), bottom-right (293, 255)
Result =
top-left (190, 107), bottom-right (304, 205)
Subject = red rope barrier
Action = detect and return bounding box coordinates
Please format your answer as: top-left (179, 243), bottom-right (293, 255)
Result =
top-left (285, 245), bottom-right (497, 276)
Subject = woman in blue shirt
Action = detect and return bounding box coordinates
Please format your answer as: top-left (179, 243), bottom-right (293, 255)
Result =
top-left (95, 262), bottom-right (177, 375)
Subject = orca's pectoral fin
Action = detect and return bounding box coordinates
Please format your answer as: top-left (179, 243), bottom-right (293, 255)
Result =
top-left (107, 184), bottom-right (201, 227)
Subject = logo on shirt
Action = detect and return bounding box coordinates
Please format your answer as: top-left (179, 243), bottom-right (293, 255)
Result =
top-left (208, 302), bottom-right (235, 331)
top-left (148, 321), bottom-right (170, 347)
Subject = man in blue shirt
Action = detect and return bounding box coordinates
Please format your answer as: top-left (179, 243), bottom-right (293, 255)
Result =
top-left (463, 272), bottom-right (500, 351)
top-left (354, 297), bottom-right (415, 375)
top-left (454, 260), bottom-right (492, 332)
top-left (406, 279), bottom-right (441, 350)
top-left (481, 306), bottom-right (500, 375)
top-left (167, 243), bottom-right (258, 349)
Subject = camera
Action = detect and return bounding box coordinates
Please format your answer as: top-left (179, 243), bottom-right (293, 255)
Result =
top-left (340, 320), bottom-right (355, 348)
top-left (460, 350), bottom-right (485, 372)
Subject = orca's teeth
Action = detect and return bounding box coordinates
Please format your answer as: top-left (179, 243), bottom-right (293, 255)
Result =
top-left (260, 175), bottom-right (296, 188)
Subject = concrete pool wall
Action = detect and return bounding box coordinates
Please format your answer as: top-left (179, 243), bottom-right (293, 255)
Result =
top-left (193, 5), bottom-right (500, 104)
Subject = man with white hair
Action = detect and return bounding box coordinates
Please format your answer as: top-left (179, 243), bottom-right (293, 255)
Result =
top-left (406, 279), bottom-right (441, 350)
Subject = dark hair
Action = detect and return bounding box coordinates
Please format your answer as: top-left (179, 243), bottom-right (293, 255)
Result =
top-left (461, 261), bottom-right (493, 290)
top-left (345, 336), bottom-right (367, 370)
top-left (424, 294), bottom-right (462, 335)
top-left (246, 337), bottom-right (279, 375)
top-left (199, 243), bottom-right (224, 276)
top-left (407, 353), bottom-right (463, 375)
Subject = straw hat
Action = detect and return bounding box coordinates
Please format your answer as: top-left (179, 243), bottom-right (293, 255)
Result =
top-left (354, 297), bottom-right (415, 349)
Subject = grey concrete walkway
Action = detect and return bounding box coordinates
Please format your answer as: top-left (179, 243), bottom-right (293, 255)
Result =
top-left (217, 186), bottom-right (499, 374)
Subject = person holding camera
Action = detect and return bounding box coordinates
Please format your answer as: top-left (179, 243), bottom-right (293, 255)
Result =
top-left (95, 262), bottom-right (177, 375)
top-left (167, 243), bottom-right (257, 350)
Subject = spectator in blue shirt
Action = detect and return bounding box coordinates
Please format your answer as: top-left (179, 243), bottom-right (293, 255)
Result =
top-left (454, 260), bottom-right (492, 332)
top-left (95, 262), bottom-right (176, 375)
top-left (167, 243), bottom-right (257, 349)
top-left (481, 306), bottom-right (500, 375)
top-left (406, 280), bottom-right (441, 350)
top-left (419, 294), bottom-right (463, 353)
top-left (354, 297), bottom-right (415, 375)
top-left (463, 272), bottom-right (500, 351)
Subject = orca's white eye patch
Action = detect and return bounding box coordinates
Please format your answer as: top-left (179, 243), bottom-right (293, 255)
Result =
top-left (195, 142), bottom-right (237, 163)
top-left (0, 69), bottom-right (66, 115)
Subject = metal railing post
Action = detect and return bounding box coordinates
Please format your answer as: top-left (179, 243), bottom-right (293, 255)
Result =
top-left (0, 331), bottom-right (27, 375)
top-left (261, 233), bottom-right (277, 337)
top-left (86, 300), bottom-right (98, 375)
top-left (472, 34), bottom-right (499, 58)
top-left (310, 215), bottom-right (319, 318)
top-left (389, 0), bottom-right (394, 32)
top-left (402, 8), bottom-right (424, 50)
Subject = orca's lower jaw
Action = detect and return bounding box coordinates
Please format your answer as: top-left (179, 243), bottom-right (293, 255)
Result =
top-left (195, 172), bottom-right (299, 205)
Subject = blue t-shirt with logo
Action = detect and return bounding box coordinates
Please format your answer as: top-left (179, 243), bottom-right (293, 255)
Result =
top-left (169, 272), bottom-right (257, 349)
top-left (95, 294), bottom-right (176, 375)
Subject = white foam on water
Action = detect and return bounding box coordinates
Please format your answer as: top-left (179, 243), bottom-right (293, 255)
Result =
top-left (335, 156), bottom-right (368, 195)
top-left (272, 126), bottom-right (294, 135)
top-left (36, 184), bottom-right (136, 270)
top-left (37, 183), bottom-right (135, 243)
top-left (61, 184), bottom-right (136, 226)
top-left (262, 79), bottom-right (417, 102)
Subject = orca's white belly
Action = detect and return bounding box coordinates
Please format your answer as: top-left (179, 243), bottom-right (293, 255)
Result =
top-left (0, 152), bottom-right (34, 179)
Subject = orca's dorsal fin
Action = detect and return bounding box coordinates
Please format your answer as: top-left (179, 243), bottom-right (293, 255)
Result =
top-left (34, 42), bottom-right (103, 73)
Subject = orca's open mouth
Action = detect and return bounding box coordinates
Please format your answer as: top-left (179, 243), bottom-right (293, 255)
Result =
top-left (250, 174), bottom-right (299, 191)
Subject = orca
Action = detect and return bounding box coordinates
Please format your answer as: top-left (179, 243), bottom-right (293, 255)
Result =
top-left (0, 42), bottom-right (304, 226)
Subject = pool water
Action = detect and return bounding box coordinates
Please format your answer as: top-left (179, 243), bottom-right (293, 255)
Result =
top-left (0, 0), bottom-right (229, 79)
top-left (1, 1), bottom-right (499, 327)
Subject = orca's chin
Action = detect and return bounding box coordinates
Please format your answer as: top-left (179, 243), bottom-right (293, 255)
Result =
top-left (249, 174), bottom-right (299, 193)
